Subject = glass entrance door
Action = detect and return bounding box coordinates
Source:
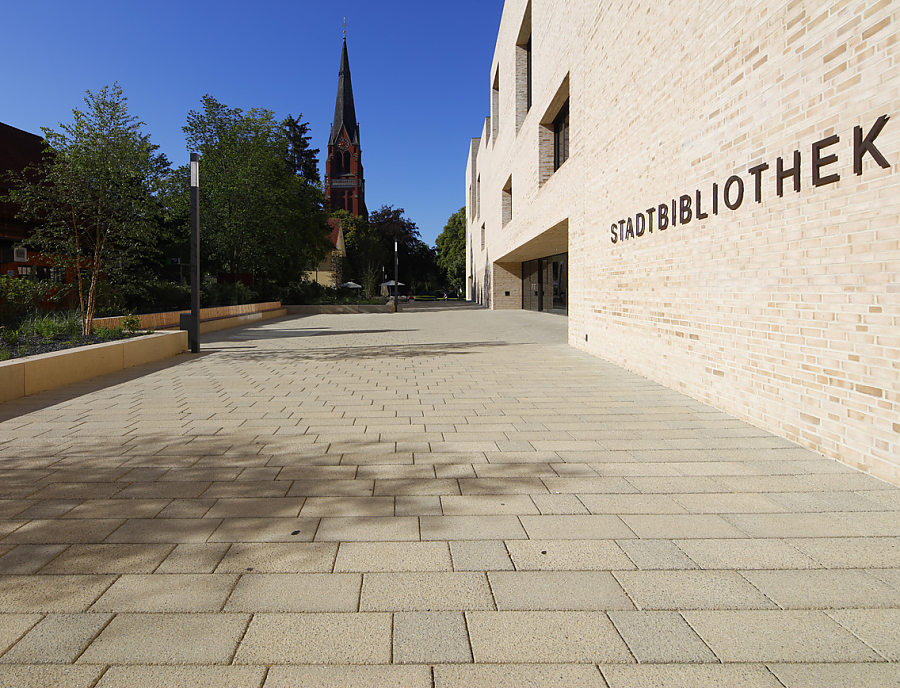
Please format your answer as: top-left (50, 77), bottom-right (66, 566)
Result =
top-left (521, 253), bottom-right (566, 315)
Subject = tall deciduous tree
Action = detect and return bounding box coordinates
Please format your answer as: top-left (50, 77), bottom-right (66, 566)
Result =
top-left (436, 206), bottom-right (466, 294)
top-left (4, 84), bottom-right (169, 334)
top-left (181, 95), bottom-right (331, 284)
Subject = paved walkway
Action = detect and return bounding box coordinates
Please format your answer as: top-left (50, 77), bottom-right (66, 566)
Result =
top-left (0, 305), bottom-right (898, 687)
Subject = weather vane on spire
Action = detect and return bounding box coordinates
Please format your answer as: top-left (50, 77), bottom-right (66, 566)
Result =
top-left (343, 17), bottom-right (347, 37)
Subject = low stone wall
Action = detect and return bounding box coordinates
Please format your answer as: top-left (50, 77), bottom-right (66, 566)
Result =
top-left (0, 330), bottom-right (188, 404)
top-left (200, 309), bottom-right (287, 334)
top-left (285, 305), bottom-right (392, 315)
top-left (94, 302), bottom-right (283, 331)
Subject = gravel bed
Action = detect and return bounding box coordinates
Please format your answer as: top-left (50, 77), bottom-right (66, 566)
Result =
top-left (1, 332), bottom-right (148, 360)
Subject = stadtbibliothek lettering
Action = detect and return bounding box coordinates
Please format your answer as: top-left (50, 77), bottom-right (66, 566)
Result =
top-left (610, 115), bottom-right (891, 244)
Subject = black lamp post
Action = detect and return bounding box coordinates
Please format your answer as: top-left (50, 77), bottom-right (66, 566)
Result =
top-left (189, 153), bottom-right (200, 352)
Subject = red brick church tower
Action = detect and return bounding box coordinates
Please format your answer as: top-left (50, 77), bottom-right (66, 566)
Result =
top-left (325, 36), bottom-right (367, 218)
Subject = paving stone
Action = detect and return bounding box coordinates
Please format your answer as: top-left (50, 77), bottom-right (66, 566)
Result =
top-left (767, 663), bottom-right (900, 688)
top-left (577, 494), bottom-right (686, 514)
top-left (95, 666), bottom-right (267, 688)
top-left (299, 496), bottom-right (394, 517)
top-left (530, 494), bottom-right (590, 514)
top-left (217, 542), bottom-right (337, 573)
top-left (520, 515), bottom-right (636, 540)
top-left (669, 492), bottom-right (786, 513)
top-left (393, 611), bottom-right (472, 663)
top-left (0, 665), bottom-right (105, 688)
top-left (0, 545), bottom-right (67, 574)
top-left (466, 611), bottom-right (633, 663)
top-left (360, 571), bottom-right (494, 611)
top-left (264, 665), bottom-right (431, 687)
top-left (373, 478), bottom-right (460, 496)
top-left (441, 495), bottom-right (538, 515)
top-left (683, 610), bottom-right (881, 662)
top-left (205, 498), bottom-right (306, 518)
top-left (0, 575), bottom-right (114, 612)
top-left (0, 614), bottom-right (42, 655)
top-left (0, 613), bottom-right (112, 664)
top-left (434, 664), bottom-right (608, 687)
top-left (156, 543), bottom-right (229, 573)
top-left (789, 536), bottom-right (900, 568)
top-left (395, 495), bottom-right (443, 516)
top-left (600, 664), bottom-right (783, 687)
top-left (827, 609), bottom-right (900, 660)
top-left (77, 613), bottom-right (250, 665)
top-left (420, 515), bottom-right (527, 540)
top-left (673, 538), bottom-right (819, 569)
top-left (608, 611), bottom-right (717, 663)
top-left (61, 499), bottom-right (170, 519)
top-left (616, 539), bottom-right (698, 570)
top-left (105, 518), bottom-right (222, 543)
top-left (506, 539), bottom-right (635, 571)
top-left (722, 513), bottom-right (859, 538)
top-left (208, 517), bottom-right (318, 542)
top-left (315, 516), bottom-right (419, 541)
top-left (233, 612), bottom-right (391, 664)
top-left (489, 571), bottom-right (634, 611)
top-left (614, 570), bottom-right (777, 610)
top-left (449, 540), bottom-right (514, 571)
top-left (620, 514), bottom-right (747, 539)
top-left (741, 569), bottom-right (900, 609)
top-left (91, 573), bottom-right (238, 612)
top-left (40, 544), bottom-right (174, 574)
top-left (2, 519), bottom-right (124, 544)
top-left (156, 498), bottom-right (215, 518)
top-left (224, 573), bottom-right (360, 612)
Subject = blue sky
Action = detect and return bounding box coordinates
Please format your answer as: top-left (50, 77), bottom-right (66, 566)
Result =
top-left (3, 0), bottom-right (504, 246)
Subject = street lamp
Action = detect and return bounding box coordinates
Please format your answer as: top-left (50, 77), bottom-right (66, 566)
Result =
top-left (393, 240), bottom-right (399, 313)
top-left (189, 153), bottom-right (200, 352)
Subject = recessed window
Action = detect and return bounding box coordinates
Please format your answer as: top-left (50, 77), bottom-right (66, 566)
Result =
top-left (502, 176), bottom-right (513, 227)
top-left (515, 3), bottom-right (532, 133)
top-left (554, 100), bottom-right (569, 170)
top-left (491, 70), bottom-right (500, 142)
top-left (480, 223), bottom-right (486, 251)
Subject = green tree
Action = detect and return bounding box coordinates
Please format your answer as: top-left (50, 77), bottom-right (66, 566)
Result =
top-left (283, 114), bottom-right (320, 182)
top-left (181, 95), bottom-right (331, 284)
top-left (436, 206), bottom-right (466, 294)
top-left (367, 205), bottom-right (442, 295)
top-left (4, 84), bottom-right (169, 334)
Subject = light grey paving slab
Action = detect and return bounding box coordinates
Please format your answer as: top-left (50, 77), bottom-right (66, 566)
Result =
top-left (506, 539), bottom-right (635, 571)
top-left (608, 610), bottom-right (717, 663)
top-left (722, 513), bottom-right (859, 538)
top-left (0, 665), bottom-right (105, 688)
top-left (601, 664), bottom-right (783, 687)
top-left (871, 568), bottom-right (900, 590)
top-left (520, 515), bottom-right (636, 540)
top-left (105, 518), bottom-right (222, 543)
top-left (466, 611), bottom-right (633, 663)
top-left (77, 613), bottom-right (250, 665)
top-left (767, 663), bottom-right (900, 688)
top-left (741, 569), bottom-right (900, 609)
top-left (217, 542), bottom-right (337, 573)
top-left (683, 610), bottom-right (882, 662)
top-left (208, 517), bottom-right (318, 543)
top-left (233, 612), bottom-right (391, 664)
top-left (530, 493), bottom-right (590, 514)
top-left (0, 614), bottom-right (42, 655)
top-left (315, 516), bottom-right (419, 541)
top-left (2, 519), bottom-right (124, 544)
top-left (373, 479), bottom-right (460, 496)
top-left (489, 571), bottom-right (634, 611)
top-left (360, 571), bottom-right (494, 611)
top-left (789, 537), bottom-right (900, 568)
top-left (264, 665), bottom-right (432, 687)
top-left (0, 613), bottom-right (112, 664)
top-left (0, 545), bottom-right (68, 574)
top-left (299, 496), bottom-right (394, 517)
top-left (827, 609), bottom-right (900, 660)
top-left (91, 573), bottom-right (238, 612)
top-left (393, 611), bottom-right (472, 663)
top-left (224, 573), bottom-right (361, 612)
top-left (669, 492), bottom-right (786, 513)
top-left (577, 494), bottom-right (686, 515)
top-left (95, 666), bottom-right (267, 688)
top-left (420, 515), bottom-right (527, 540)
top-left (435, 664), bottom-right (609, 687)
top-left (394, 495), bottom-right (443, 516)
top-left (620, 514), bottom-right (747, 539)
top-left (441, 495), bottom-right (538, 515)
top-left (0, 575), bottom-right (114, 612)
top-left (449, 540), bottom-right (513, 571)
top-left (155, 543), bottom-right (229, 573)
top-left (614, 570), bottom-right (777, 610)
top-left (616, 539), bottom-right (699, 570)
top-left (674, 538), bottom-right (819, 569)
top-left (205, 498), bottom-right (306, 518)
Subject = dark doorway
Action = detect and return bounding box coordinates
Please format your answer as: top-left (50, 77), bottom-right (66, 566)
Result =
top-left (522, 253), bottom-right (566, 315)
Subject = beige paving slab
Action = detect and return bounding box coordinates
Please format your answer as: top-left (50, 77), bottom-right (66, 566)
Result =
top-left (263, 665), bottom-right (431, 687)
top-left (608, 610), bottom-right (718, 663)
top-left (466, 611), bottom-right (633, 663)
top-left (0, 614), bottom-right (42, 655)
top-left (520, 515), bottom-right (637, 540)
top-left (0, 613), bottom-right (112, 664)
top-left (39, 544), bottom-right (173, 574)
top-left (0, 665), bottom-right (105, 688)
top-left (105, 518), bottom-right (222, 543)
top-left (95, 666), bottom-right (267, 688)
top-left (91, 573), bottom-right (238, 612)
top-left (360, 571), bottom-right (494, 611)
top-left (315, 516), bottom-right (419, 541)
top-left (205, 498), bottom-right (306, 518)
top-left (767, 663), bottom-right (900, 688)
top-left (441, 495), bottom-right (539, 515)
top-left (208, 517), bottom-right (318, 542)
top-left (394, 495), bottom-right (443, 516)
top-left (420, 515), bottom-right (527, 540)
top-left (434, 664), bottom-right (609, 688)
top-left (788, 536), bottom-right (900, 568)
top-left (216, 542), bottom-right (337, 573)
top-left (0, 575), bottom-right (114, 612)
top-left (393, 611), bottom-right (472, 663)
top-left (2, 519), bottom-right (124, 544)
top-left (489, 570), bottom-right (634, 611)
top-left (61, 499), bottom-right (170, 519)
top-left (577, 494), bottom-right (687, 514)
top-left (233, 612), bottom-right (391, 664)
top-left (614, 570), bottom-right (778, 610)
top-left (334, 541), bottom-right (451, 572)
top-left (742, 569), bottom-right (900, 609)
top-left (826, 609), bottom-right (900, 660)
top-left (156, 543), bottom-right (229, 573)
top-left (287, 480), bottom-right (374, 497)
top-left (0, 544), bottom-right (68, 574)
top-left (600, 664), bottom-right (783, 687)
top-left (683, 610), bottom-right (882, 662)
top-left (224, 573), bottom-right (361, 612)
top-left (299, 496), bottom-right (394, 517)
top-left (77, 613), bottom-right (250, 665)
top-left (506, 539), bottom-right (635, 571)
top-left (449, 540), bottom-right (514, 571)
top-left (673, 538), bottom-right (819, 569)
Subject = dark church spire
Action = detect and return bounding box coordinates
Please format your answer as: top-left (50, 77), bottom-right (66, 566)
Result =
top-left (329, 37), bottom-right (359, 146)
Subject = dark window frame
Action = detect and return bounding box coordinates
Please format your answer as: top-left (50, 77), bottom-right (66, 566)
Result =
top-left (553, 100), bottom-right (569, 171)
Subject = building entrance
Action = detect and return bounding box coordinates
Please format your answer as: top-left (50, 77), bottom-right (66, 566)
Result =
top-left (522, 253), bottom-right (567, 314)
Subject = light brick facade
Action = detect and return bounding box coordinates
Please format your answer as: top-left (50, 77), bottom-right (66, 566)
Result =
top-left (466, 0), bottom-right (900, 484)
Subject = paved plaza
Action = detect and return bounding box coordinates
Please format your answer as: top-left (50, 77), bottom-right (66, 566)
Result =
top-left (0, 304), bottom-right (898, 687)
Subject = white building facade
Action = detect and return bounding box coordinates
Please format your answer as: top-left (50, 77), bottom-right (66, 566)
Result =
top-left (466, 0), bottom-right (900, 484)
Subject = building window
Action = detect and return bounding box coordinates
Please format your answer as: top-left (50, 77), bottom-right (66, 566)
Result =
top-left (515, 3), bottom-right (532, 133)
top-left (481, 223), bottom-right (486, 251)
top-left (476, 174), bottom-right (481, 218)
top-left (502, 176), bottom-right (513, 227)
top-left (554, 100), bottom-right (569, 170)
top-left (491, 70), bottom-right (500, 142)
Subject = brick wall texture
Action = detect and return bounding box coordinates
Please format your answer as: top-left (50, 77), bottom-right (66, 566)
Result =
top-left (466, 0), bottom-right (900, 484)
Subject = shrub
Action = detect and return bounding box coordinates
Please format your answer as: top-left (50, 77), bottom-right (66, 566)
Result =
top-left (121, 315), bottom-right (142, 334)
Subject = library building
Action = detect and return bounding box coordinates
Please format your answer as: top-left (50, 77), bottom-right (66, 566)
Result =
top-left (466, 0), bottom-right (899, 484)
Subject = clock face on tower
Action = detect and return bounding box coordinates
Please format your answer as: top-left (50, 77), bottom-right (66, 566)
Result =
top-left (338, 139), bottom-right (349, 151)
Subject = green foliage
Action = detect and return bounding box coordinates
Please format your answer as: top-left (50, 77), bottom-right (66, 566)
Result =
top-left (0, 276), bottom-right (54, 326)
top-left (436, 207), bottom-right (466, 293)
top-left (18, 310), bottom-right (83, 339)
top-left (200, 280), bottom-right (254, 308)
top-left (121, 315), bottom-right (142, 334)
top-left (0, 347), bottom-right (10, 361)
top-left (1, 327), bottom-right (19, 346)
top-left (4, 84), bottom-right (170, 335)
top-left (94, 325), bottom-right (122, 340)
top-left (180, 95), bottom-right (332, 284)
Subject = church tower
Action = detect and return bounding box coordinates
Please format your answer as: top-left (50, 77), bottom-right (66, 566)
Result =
top-left (325, 36), bottom-right (367, 218)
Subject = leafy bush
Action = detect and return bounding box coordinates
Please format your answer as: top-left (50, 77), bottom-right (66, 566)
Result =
top-left (121, 315), bottom-right (142, 334)
top-left (94, 325), bottom-right (123, 340)
top-left (1, 327), bottom-right (19, 346)
top-left (18, 311), bottom-right (82, 339)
